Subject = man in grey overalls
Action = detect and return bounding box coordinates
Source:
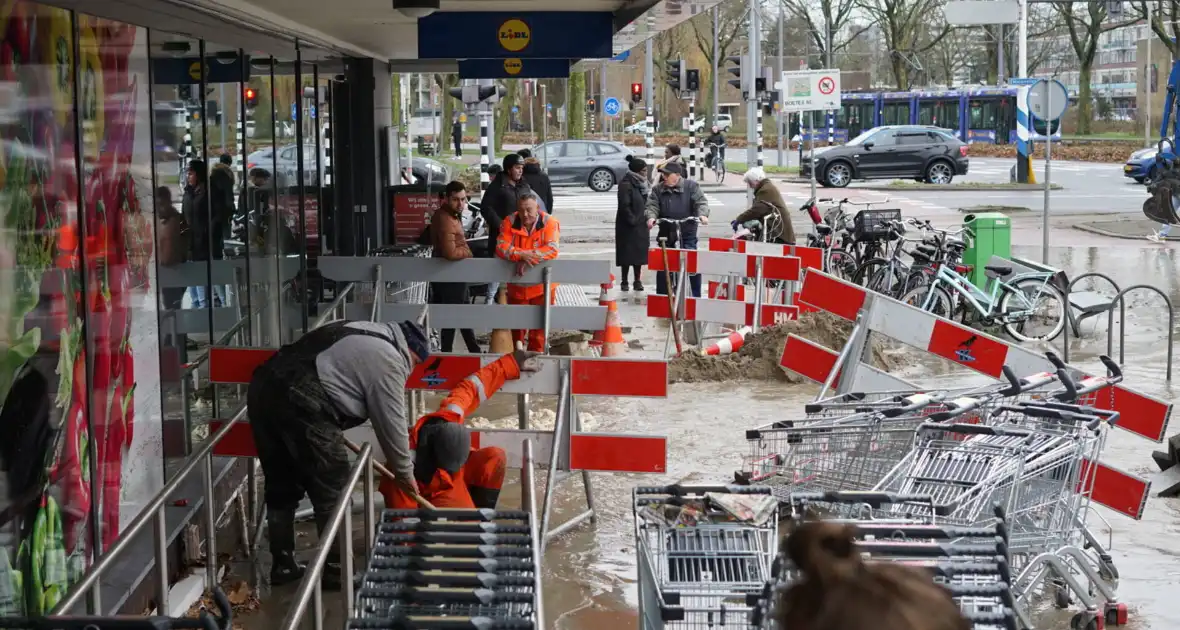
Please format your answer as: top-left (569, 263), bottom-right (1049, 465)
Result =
top-left (247, 320), bottom-right (430, 589)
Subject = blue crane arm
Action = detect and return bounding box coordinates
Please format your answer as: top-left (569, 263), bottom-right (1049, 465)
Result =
top-left (1159, 59), bottom-right (1180, 143)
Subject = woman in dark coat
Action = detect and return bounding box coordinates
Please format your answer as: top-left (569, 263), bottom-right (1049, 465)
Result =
top-left (615, 155), bottom-right (651, 292)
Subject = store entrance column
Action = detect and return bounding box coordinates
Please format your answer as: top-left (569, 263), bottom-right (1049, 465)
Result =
top-left (330, 57), bottom-right (393, 255)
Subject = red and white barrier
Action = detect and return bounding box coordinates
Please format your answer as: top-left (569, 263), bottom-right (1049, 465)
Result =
top-left (647, 248), bottom-right (802, 282)
top-left (206, 348), bottom-right (669, 474)
top-left (708, 238), bottom-right (824, 271)
top-left (784, 269), bottom-right (1169, 520)
top-left (647, 294), bottom-right (798, 326)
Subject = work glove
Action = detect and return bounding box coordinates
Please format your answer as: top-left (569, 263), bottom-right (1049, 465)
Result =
top-left (730, 220), bottom-right (739, 232)
top-left (512, 349), bottom-right (542, 373)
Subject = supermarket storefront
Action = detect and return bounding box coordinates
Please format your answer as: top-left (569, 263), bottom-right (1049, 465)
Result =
top-left (0, 0), bottom-right (340, 613)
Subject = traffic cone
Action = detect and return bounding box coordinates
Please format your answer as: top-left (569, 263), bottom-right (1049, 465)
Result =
top-left (490, 287), bottom-right (514, 354)
top-left (701, 326), bottom-right (752, 356)
top-left (590, 274), bottom-right (626, 357)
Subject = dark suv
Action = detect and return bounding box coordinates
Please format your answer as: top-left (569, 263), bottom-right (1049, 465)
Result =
top-left (801, 125), bottom-right (970, 188)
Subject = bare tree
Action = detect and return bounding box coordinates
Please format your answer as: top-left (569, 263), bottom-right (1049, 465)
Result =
top-left (1134, 1), bottom-right (1180, 57)
top-left (778, 0), bottom-right (872, 66)
top-left (929, 27), bottom-right (974, 84)
top-left (855, 0), bottom-right (952, 88)
top-left (689, 3), bottom-right (747, 113)
top-left (653, 27), bottom-right (685, 118)
top-left (1051, 1), bottom-right (1136, 134)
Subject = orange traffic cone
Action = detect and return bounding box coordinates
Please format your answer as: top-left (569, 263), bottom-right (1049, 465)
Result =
top-left (701, 326), bottom-right (752, 356)
top-left (590, 274), bottom-right (626, 356)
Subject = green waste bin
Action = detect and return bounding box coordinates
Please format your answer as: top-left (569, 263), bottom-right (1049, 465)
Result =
top-left (962, 212), bottom-right (1012, 291)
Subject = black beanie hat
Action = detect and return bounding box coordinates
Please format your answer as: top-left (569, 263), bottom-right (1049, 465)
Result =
top-left (627, 156), bottom-right (647, 173)
top-left (502, 153), bottom-right (522, 170)
top-left (398, 321), bottom-right (431, 361)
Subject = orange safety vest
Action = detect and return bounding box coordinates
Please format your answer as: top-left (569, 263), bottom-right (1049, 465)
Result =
top-left (494, 212), bottom-right (560, 301)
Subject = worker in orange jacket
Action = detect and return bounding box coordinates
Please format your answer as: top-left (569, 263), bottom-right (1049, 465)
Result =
top-left (381, 349), bottom-right (540, 510)
top-left (495, 191), bottom-right (560, 351)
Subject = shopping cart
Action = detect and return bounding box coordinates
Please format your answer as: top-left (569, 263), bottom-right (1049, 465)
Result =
top-left (751, 491), bottom-right (1020, 630)
top-left (737, 364), bottom-right (1067, 498)
top-left (634, 485), bottom-right (779, 629)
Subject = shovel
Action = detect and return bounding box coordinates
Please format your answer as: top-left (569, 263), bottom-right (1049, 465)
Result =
top-left (344, 438), bottom-right (436, 509)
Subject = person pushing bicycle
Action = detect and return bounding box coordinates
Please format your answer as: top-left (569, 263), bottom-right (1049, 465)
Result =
top-left (645, 162), bottom-right (709, 297)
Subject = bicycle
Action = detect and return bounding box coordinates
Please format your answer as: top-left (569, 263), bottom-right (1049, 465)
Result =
top-left (705, 143), bottom-right (726, 183)
top-left (853, 218), bottom-right (970, 298)
top-left (899, 258), bottom-right (1067, 342)
top-left (654, 216), bottom-right (703, 297)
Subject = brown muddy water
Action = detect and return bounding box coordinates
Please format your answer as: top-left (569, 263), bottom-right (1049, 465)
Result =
top-left (231, 244), bottom-right (1180, 630)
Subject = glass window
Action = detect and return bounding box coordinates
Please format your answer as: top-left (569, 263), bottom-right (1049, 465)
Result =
top-left (897, 133), bottom-right (929, 145)
top-left (562, 142), bottom-right (591, 158)
top-left (595, 143), bottom-right (620, 155)
top-left (867, 129), bottom-right (898, 146)
top-left (0, 2), bottom-right (90, 610)
top-left (532, 144), bottom-right (549, 160)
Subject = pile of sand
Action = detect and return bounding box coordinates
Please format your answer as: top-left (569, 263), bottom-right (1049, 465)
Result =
top-left (668, 312), bottom-right (897, 384)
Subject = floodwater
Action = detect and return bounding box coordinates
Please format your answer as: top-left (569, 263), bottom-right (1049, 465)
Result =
top-left (231, 243), bottom-right (1180, 630)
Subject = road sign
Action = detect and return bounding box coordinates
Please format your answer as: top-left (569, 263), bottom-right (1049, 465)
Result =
top-left (546, 103), bottom-right (552, 110)
top-left (512, 106), bottom-right (520, 113)
top-left (1009, 77), bottom-right (1039, 86)
top-left (779, 69), bottom-right (841, 112)
top-left (1027, 79), bottom-right (1069, 122)
top-left (310, 105), bottom-right (316, 119)
top-left (603, 97), bottom-right (622, 117)
top-left (291, 103), bottom-right (297, 120)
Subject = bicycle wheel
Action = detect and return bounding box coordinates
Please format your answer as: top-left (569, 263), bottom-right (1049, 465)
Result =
top-left (999, 279), bottom-right (1067, 342)
top-left (827, 248), bottom-right (857, 281)
top-left (715, 160), bottom-right (727, 183)
top-left (851, 258), bottom-right (887, 287)
top-left (901, 284), bottom-right (954, 318)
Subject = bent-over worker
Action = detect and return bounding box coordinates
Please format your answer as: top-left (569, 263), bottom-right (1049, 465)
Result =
top-left (381, 349), bottom-right (540, 510)
top-left (246, 320), bottom-right (431, 589)
top-left (733, 167), bottom-right (795, 244)
top-left (495, 191), bottom-right (560, 351)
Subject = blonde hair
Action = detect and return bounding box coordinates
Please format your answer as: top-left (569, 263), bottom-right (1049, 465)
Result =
top-left (777, 522), bottom-right (970, 630)
top-left (524, 157), bottom-right (540, 166)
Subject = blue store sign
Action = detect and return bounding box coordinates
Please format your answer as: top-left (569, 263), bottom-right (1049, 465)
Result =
top-left (418, 12), bottom-right (612, 59)
top-left (457, 58), bottom-right (572, 79)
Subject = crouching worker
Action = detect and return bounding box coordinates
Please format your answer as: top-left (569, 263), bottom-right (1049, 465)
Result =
top-left (246, 320), bottom-right (432, 589)
top-left (381, 349), bottom-right (540, 510)
top-left (495, 192), bottom-right (560, 351)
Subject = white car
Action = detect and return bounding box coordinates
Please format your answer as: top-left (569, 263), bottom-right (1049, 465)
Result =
top-left (686, 114), bottom-right (733, 132)
top-left (624, 120), bottom-right (659, 134)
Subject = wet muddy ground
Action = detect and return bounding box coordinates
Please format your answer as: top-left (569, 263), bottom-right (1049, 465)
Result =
top-left (229, 242), bottom-right (1180, 630)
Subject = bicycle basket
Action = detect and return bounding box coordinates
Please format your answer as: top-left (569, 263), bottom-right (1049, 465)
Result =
top-left (853, 208), bottom-right (903, 241)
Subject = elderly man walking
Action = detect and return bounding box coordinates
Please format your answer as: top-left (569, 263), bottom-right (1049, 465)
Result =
top-left (644, 161), bottom-right (709, 297)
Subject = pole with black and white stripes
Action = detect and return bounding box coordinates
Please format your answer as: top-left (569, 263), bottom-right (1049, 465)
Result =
top-left (479, 113), bottom-right (490, 192)
top-left (756, 97), bottom-right (764, 167)
top-left (322, 114), bottom-right (332, 187)
top-left (688, 98), bottom-right (696, 179)
top-left (181, 107), bottom-right (193, 175)
top-left (644, 37), bottom-right (655, 168)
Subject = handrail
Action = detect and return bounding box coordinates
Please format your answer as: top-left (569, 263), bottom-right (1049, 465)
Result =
top-left (281, 443), bottom-right (372, 630)
top-left (313, 281), bottom-right (356, 328)
top-left (1063, 272), bottom-right (1121, 363)
top-left (521, 439), bottom-right (544, 627)
top-left (1107, 284), bottom-right (1174, 381)
top-left (50, 406), bottom-right (248, 616)
top-left (180, 277), bottom-right (300, 377)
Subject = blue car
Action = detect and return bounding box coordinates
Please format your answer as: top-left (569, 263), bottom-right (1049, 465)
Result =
top-left (1125, 143), bottom-right (1173, 184)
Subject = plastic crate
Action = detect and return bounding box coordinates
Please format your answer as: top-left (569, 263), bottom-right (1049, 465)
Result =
top-left (853, 208), bottom-right (903, 241)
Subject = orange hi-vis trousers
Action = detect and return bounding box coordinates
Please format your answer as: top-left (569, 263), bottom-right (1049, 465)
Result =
top-left (381, 353), bottom-right (521, 510)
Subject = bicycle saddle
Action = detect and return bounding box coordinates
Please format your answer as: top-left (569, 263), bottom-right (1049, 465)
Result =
top-left (815, 224), bottom-right (833, 235)
top-left (985, 264), bottom-right (1013, 277)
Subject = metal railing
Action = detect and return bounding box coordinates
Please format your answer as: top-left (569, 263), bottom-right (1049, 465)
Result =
top-left (49, 408), bottom-right (247, 616)
top-left (314, 281), bottom-right (357, 328)
top-left (1063, 273), bottom-right (1174, 381)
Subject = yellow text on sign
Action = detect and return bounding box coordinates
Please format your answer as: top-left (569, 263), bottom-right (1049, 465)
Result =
top-left (503, 58), bottom-right (523, 75)
top-left (188, 61), bottom-right (206, 81)
top-left (498, 19), bottom-right (531, 52)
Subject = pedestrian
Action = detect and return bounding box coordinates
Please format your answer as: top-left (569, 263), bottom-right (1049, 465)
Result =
top-left (733, 167), bottom-right (795, 244)
top-left (246, 319), bottom-right (432, 589)
top-left (645, 161), bottom-right (709, 297)
top-left (156, 186), bottom-right (189, 312)
top-left (452, 116), bottom-right (463, 158)
top-left (615, 155), bottom-right (650, 292)
top-left (429, 181), bottom-right (482, 352)
top-left (775, 521), bottom-right (969, 630)
top-left (654, 143), bottom-right (683, 184)
top-left (381, 348), bottom-right (540, 511)
top-left (495, 192), bottom-right (560, 351)
top-left (181, 159), bottom-right (212, 308)
top-left (517, 148), bottom-right (554, 213)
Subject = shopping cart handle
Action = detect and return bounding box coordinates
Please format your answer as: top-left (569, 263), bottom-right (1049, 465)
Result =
top-left (998, 365), bottom-right (1023, 395)
top-left (788, 491), bottom-right (936, 509)
top-left (633, 484), bottom-right (772, 496)
top-left (1050, 368), bottom-right (1080, 402)
top-left (919, 421), bottom-right (1029, 437)
top-left (1098, 355), bottom-right (1123, 378)
top-left (1044, 351), bottom-right (1068, 370)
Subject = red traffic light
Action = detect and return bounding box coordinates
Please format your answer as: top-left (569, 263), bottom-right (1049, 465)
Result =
top-left (631, 83), bottom-right (641, 94)
top-left (245, 88), bottom-right (255, 99)
top-left (588, 98), bottom-right (595, 104)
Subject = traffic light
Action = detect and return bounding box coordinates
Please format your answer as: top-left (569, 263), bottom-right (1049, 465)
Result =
top-left (631, 82), bottom-right (643, 103)
top-left (665, 58), bottom-right (684, 91)
top-left (178, 85), bottom-right (193, 101)
top-left (587, 98), bottom-right (596, 113)
top-left (244, 87), bottom-right (258, 110)
top-left (726, 55), bottom-right (747, 92)
top-left (754, 77), bottom-right (767, 94)
top-left (685, 69), bottom-right (700, 92)
top-left (447, 85), bottom-right (508, 104)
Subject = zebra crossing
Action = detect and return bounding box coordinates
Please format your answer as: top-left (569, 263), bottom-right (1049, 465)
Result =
top-left (552, 191), bottom-right (725, 213)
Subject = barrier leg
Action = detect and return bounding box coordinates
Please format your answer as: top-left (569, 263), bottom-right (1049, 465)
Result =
top-left (576, 397), bottom-right (598, 526)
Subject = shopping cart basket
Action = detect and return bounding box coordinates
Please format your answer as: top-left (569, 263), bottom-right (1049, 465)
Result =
top-left (634, 485), bottom-right (779, 629)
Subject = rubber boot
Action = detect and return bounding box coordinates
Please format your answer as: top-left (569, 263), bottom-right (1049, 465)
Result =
top-left (267, 508), bottom-right (306, 586)
top-left (314, 511), bottom-right (345, 591)
top-left (469, 486), bottom-right (501, 510)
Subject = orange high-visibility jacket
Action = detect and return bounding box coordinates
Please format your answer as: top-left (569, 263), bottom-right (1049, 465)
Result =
top-left (495, 212), bottom-right (560, 301)
top-left (409, 353), bottom-right (522, 446)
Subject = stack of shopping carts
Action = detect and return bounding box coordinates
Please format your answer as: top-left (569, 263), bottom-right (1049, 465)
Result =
top-left (750, 491), bottom-right (1019, 630)
top-left (371, 244), bottom-right (431, 305)
top-left (634, 485), bottom-right (779, 629)
top-left (350, 508), bottom-right (540, 630)
top-left (731, 352), bottom-right (1131, 630)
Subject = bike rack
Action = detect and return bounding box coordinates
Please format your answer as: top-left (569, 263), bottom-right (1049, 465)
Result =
top-left (1062, 274), bottom-right (1174, 382)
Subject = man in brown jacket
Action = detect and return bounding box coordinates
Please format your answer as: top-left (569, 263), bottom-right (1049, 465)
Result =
top-left (429, 181), bottom-right (481, 352)
top-left (733, 167), bottom-right (796, 244)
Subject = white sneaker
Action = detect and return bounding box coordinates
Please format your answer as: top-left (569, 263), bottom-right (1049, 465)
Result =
top-left (1148, 231), bottom-right (1169, 243)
